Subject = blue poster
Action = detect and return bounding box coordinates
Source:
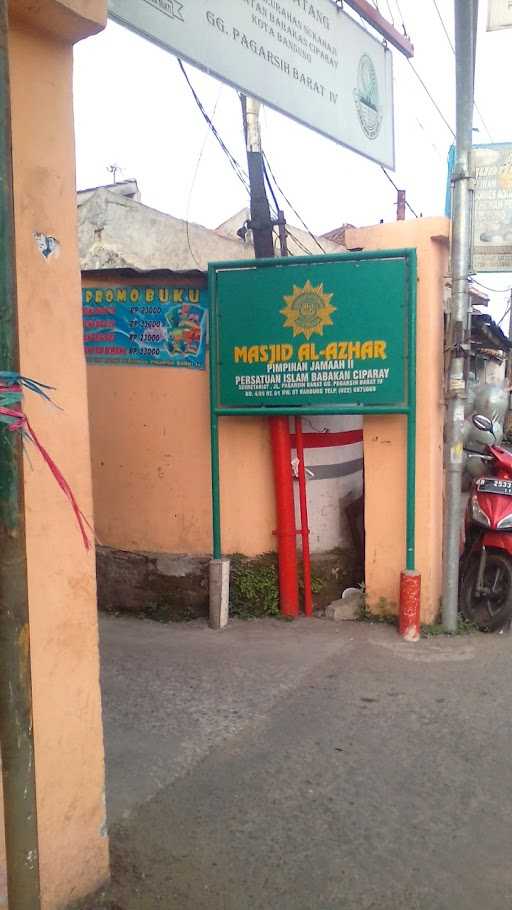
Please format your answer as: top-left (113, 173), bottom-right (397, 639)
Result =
top-left (82, 285), bottom-right (208, 369)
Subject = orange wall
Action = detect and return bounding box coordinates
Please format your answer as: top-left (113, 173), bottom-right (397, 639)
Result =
top-left (1, 4), bottom-right (109, 908)
top-left (85, 277), bottom-right (276, 557)
top-left (347, 218), bottom-right (448, 623)
top-left (85, 223), bottom-right (447, 622)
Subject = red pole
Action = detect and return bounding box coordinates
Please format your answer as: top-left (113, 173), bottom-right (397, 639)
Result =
top-left (270, 417), bottom-right (299, 618)
top-left (294, 417), bottom-right (313, 617)
top-left (399, 570), bottom-right (421, 641)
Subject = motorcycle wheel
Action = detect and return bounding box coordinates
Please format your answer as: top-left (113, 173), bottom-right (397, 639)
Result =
top-left (460, 550), bottom-right (512, 632)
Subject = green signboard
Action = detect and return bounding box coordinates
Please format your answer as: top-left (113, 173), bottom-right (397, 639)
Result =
top-left (208, 250), bottom-right (417, 571)
top-left (210, 252), bottom-right (414, 414)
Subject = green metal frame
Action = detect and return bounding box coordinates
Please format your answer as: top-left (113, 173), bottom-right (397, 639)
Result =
top-left (209, 248), bottom-right (417, 571)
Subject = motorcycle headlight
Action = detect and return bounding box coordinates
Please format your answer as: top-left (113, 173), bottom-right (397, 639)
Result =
top-left (471, 495), bottom-right (490, 527)
top-left (498, 514), bottom-right (512, 530)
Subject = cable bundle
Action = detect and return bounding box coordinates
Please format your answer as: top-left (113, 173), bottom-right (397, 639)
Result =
top-left (0, 371), bottom-right (92, 549)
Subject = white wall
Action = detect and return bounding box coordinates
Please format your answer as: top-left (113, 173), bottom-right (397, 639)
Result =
top-left (291, 415), bottom-right (363, 553)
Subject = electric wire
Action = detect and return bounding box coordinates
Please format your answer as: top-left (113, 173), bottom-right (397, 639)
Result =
top-left (470, 281), bottom-right (512, 328)
top-left (262, 159), bottom-right (281, 216)
top-left (178, 60), bottom-right (250, 193)
top-left (430, 0), bottom-right (494, 141)
top-left (407, 60), bottom-right (455, 138)
top-left (498, 304), bottom-right (511, 327)
top-left (431, 0), bottom-right (455, 51)
top-left (287, 233), bottom-right (312, 255)
top-left (350, 0), bottom-right (455, 138)
top-left (471, 278), bottom-right (512, 294)
top-left (263, 155), bottom-right (323, 255)
top-left (384, 0), bottom-right (396, 25)
top-left (391, 70), bottom-right (446, 167)
top-left (413, 112), bottom-right (445, 163)
top-left (380, 166), bottom-right (419, 217)
top-left (184, 85), bottom-right (224, 269)
top-left (262, 159), bottom-right (289, 251)
top-left (285, 227), bottom-right (315, 256)
top-left (393, 0), bottom-right (409, 35)
top-left (262, 152), bottom-right (327, 254)
top-left (179, 61), bottom-right (325, 258)
top-left (179, 42), bottom-right (435, 252)
top-left (393, 0), bottom-right (406, 27)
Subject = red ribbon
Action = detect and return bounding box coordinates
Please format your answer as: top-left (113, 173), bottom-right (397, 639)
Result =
top-left (0, 388), bottom-right (91, 550)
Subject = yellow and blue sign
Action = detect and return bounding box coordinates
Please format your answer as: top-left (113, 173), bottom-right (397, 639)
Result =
top-left (82, 285), bottom-right (208, 368)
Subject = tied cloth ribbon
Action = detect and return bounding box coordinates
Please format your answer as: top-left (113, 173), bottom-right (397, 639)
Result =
top-left (0, 371), bottom-right (92, 550)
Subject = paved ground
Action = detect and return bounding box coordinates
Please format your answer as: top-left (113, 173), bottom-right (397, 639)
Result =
top-left (85, 614), bottom-right (512, 909)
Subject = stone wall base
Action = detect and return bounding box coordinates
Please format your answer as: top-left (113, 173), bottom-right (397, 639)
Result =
top-left (96, 546), bottom-right (363, 622)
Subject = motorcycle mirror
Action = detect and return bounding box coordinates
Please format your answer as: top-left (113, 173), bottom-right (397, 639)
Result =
top-left (472, 413), bottom-right (494, 434)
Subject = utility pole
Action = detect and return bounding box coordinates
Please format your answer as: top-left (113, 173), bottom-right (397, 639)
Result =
top-left (276, 210), bottom-right (288, 257)
top-left (442, 0), bottom-right (478, 632)
top-left (241, 96), bottom-right (274, 259)
top-left (240, 95), bottom-right (299, 617)
top-left (397, 190), bottom-right (406, 221)
top-left (0, 1), bottom-right (41, 906)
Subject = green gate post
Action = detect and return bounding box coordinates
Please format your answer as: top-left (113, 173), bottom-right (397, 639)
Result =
top-left (208, 264), bottom-right (222, 560)
top-left (406, 251), bottom-right (418, 571)
top-left (208, 250), bottom-right (417, 590)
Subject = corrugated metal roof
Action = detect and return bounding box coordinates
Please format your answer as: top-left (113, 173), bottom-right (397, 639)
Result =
top-left (472, 311), bottom-right (511, 352)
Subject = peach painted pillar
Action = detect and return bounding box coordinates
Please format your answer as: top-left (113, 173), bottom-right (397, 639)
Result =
top-left (0, 2), bottom-right (109, 908)
top-left (345, 218), bottom-right (449, 624)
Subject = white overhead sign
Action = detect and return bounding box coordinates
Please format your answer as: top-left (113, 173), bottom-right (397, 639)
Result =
top-left (108, 0), bottom-right (395, 169)
top-left (488, 0), bottom-right (512, 30)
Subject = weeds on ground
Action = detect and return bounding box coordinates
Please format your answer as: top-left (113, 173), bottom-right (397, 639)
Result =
top-left (421, 616), bottom-right (479, 637)
top-left (301, 573), bottom-right (325, 596)
top-left (230, 554), bottom-right (281, 618)
top-left (357, 593), bottom-right (397, 627)
top-left (230, 553), bottom-right (325, 619)
top-left (143, 602), bottom-right (198, 623)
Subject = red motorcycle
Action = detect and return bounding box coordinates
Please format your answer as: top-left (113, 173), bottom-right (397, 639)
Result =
top-left (460, 414), bottom-right (512, 631)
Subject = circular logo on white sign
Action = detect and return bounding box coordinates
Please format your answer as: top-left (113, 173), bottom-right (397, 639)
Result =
top-left (354, 54), bottom-right (382, 141)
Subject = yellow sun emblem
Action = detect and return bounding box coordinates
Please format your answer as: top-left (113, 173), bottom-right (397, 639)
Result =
top-left (281, 281), bottom-right (336, 340)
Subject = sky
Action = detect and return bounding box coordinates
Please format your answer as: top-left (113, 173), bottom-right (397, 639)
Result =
top-left (73, 0), bottom-right (512, 322)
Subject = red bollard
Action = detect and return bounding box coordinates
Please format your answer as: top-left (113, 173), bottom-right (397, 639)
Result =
top-left (399, 570), bottom-right (421, 642)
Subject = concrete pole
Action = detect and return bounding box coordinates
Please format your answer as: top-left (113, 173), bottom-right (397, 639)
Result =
top-left (209, 559), bottom-right (230, 630)
top-left (242, 96), bottom-right (275, 259)
top-left (397, 190), bottom-right (406, 221)
top-left (442, 0), bottom-right (478, 632)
